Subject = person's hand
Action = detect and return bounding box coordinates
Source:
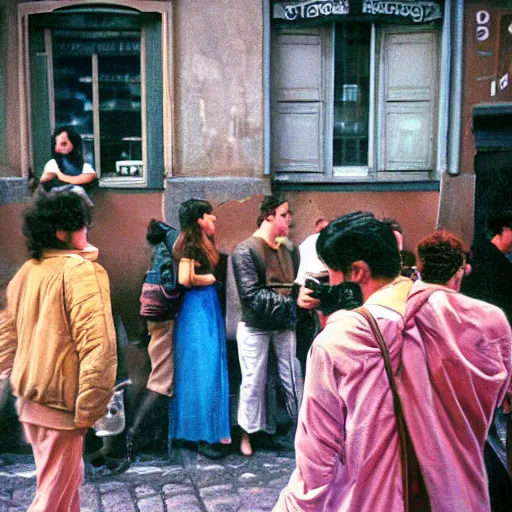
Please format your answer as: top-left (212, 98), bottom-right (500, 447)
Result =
top-left (207, 274), bottom-right (217, 285)
top-left (39, 169), bottom-right (56, 183)
top-left (297, 285), bottom-right (321, 310)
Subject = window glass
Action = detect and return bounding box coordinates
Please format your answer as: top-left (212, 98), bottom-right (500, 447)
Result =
top-left (333, 24), bottom-right (371, 167)
top-left (53, 32), bottom-right (142, 179)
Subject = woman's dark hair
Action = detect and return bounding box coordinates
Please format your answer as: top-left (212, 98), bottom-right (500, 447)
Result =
top-left (146, 219), bottom-right (172, 246)
top-left (51, 125), bottom-right (84, 171)
top-left (417, 230), bottom-right (467, 285)
top-left (23, 191), bottom-right (91, 260)
top-left (173, 199), bottom-right (219, 268)
top-left (316, 211), bottom-right (401, 279)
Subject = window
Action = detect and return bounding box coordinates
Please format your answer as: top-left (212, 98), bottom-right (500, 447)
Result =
top-left (19, 2), bottom-right (170, 189)
top-left (53, 33), bottom-right (142, 180)
top-left (333, 24), bottom-right (371, 169)
top-left (271, 22), bottom-right (440, 183)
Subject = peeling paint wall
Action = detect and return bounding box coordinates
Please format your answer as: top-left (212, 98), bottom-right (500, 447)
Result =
top-left (173, 0), bottom-right (263, 177)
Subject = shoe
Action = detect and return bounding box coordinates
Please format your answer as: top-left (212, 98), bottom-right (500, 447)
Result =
top-left (197, 442), bottom-right (225, 460)
top-left (240, 432), bottom-right (253, 457)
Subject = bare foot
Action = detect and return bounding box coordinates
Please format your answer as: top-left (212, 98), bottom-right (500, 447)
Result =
top-left (240, 432), bottom-right (253, 457)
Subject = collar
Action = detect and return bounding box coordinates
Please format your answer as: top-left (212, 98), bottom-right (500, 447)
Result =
top-left (42, 244), bottom-right (99, 262)
top-left (253, 232), bottom-right (281, 250)
top-left (363, 276), bottom-right (414, 317)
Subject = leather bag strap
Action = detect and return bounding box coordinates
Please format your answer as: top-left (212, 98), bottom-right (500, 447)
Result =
top-left (356, 306), bottom-right (410, 511)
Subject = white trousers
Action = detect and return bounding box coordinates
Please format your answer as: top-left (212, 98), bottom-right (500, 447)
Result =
top-left (236, 322), bottom-right (303, 434)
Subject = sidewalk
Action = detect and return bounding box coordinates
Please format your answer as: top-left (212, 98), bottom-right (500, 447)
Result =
top-left (0, 445), bottom-right (296, 512)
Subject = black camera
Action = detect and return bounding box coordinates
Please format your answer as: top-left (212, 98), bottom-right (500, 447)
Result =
top-left (305, 276), bottom-right (363, 314)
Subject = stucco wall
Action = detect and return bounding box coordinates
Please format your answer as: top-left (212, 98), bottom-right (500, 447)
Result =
top-left (0, 191), bottom-right (163, 339)
top-left (213, 189), bottom-right (441, 254)
top-left (173, 0), bottom-right (263, 177)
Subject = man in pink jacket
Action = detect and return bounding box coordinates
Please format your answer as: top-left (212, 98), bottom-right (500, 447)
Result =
top-left (275, 212), bottom-right (512, 512)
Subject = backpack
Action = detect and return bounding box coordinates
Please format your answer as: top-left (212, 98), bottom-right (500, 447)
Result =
top-left (140, 228), bottom-right (182, 321)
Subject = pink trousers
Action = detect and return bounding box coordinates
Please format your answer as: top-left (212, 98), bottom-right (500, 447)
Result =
top-left (23, 423), bottom-right (84, 512)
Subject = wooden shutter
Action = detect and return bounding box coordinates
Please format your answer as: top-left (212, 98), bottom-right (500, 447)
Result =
top-left (272, 30), bottom-right (325, 174)
top-left (379, 30), bottom-right (439, 172)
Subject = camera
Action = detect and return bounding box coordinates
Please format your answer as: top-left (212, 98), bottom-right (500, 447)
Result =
top-left (305, 275), bottom-right (363, 314)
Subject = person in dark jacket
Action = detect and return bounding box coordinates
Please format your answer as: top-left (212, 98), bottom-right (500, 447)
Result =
top-left (461, 211), bottom-right (512, 324)
top-left (126, 220), bottom-right (180, 462)
top-left (231, 193), bottom-right (318, 456)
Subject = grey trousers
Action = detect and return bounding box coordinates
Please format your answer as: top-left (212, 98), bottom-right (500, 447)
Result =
top-left (236, 322), bottom-right (303, 434)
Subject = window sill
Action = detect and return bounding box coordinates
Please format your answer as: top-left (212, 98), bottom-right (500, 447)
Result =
top-left (98, 177), bottom-right (147, 189)
top-left (273, 173), bottom-right (440, 192)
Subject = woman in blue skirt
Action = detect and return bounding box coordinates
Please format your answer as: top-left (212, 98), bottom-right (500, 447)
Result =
top-left (169, 199), bottom-right (231, 458)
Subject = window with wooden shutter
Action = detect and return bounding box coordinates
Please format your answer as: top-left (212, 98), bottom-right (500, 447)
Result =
top-left (272, 30), bottom-right (326, 174)
top-left (378, 29), bottom-right (439, 177)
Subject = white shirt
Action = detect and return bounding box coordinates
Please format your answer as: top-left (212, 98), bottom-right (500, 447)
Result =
top-left (295, 233), bottom-right (327, 285)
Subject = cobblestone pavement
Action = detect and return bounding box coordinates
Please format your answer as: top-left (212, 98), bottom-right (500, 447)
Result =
top-left (0, 446), bottom-right (296, 512)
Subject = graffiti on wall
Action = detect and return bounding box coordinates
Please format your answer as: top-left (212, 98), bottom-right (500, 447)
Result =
top-left (474, 9), bottom-right (512, 98)
top-left (274, 0), bottom-right (349, 21)
top-left (362, 0), bottom-right (442, 23)
top-left (273, 0), bottom-right (442, 22)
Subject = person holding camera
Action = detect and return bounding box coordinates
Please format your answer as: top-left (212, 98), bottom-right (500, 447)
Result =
top-left (275, 212), bottom-right (512, 512)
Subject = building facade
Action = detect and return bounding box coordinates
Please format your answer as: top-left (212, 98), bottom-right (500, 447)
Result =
top-left (1, 0), bottom-right (510, 338)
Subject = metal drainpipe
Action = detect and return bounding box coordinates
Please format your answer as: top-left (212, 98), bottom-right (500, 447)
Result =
top-left (448, 0), bottom-right (464, 176)
top-left (263, 0), bottom-right (271, 176)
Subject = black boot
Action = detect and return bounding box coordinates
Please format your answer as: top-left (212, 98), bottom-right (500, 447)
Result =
top-left (126, 390), bottom-right (167, 461)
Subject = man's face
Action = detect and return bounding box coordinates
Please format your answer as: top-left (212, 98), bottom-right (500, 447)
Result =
top-left (272, 202), bottom-right (292, 237)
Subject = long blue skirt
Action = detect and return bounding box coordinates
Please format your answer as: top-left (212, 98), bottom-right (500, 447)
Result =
top-left (169, 284), bottom-right (231, 444)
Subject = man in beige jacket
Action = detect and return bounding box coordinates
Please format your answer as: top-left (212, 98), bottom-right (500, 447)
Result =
top-left (0, 192), bottom-right (117, 512)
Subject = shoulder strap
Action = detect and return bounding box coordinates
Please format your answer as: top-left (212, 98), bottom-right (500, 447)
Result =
top-left (356, 306), bottom-right (431, 511)
top-left (356, 306), bottom-right (410, 510)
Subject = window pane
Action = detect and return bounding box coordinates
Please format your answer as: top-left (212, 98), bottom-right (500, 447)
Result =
top-left (53, 34), bottom-right (142, 179)
top-left (333, 24), bottom-right (370, 167)
top-left (98, 49), bottom-right (142, 178)
top-left (53, 42), bottom-right (94, 166)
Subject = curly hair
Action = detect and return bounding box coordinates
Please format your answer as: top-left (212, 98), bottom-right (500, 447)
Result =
top-left (417, 230), bottom-right (467, 285)
top-left (23, 192), bottom-right (91, 260)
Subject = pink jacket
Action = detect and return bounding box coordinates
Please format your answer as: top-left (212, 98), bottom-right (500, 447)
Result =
top-left (275, 279), bottom-right (512, 512)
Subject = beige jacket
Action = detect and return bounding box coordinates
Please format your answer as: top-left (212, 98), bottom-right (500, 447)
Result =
top-left (0, 246), bottom-right (117, 428)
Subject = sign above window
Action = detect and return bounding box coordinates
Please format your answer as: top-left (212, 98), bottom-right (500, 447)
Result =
top-left (273, 0), bottom-right (443, 24)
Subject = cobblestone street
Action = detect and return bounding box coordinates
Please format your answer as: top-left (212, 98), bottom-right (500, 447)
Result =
top-left (0, 446), bottom-right (295, 512)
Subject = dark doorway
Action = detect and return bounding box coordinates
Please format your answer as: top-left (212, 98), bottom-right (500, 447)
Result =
top-left (471, 105), bottom-right (512, 254)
